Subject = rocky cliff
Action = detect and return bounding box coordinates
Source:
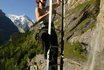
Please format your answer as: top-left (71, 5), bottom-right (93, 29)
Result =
top-left (92, 0), bottom-right (104, 69)
top-left (29, 0), bottom-right (102, 70)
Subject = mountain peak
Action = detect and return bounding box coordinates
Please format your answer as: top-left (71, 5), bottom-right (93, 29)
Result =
top-left (22, 14), bottom-right (28, 18)
top-left (7, 14), bottom-right (34, 32)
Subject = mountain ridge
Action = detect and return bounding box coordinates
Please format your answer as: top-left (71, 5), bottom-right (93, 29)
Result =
top-left (0, 9), bottom-right (19, 45)
top-left (8, 14), bottom-right (34, 32)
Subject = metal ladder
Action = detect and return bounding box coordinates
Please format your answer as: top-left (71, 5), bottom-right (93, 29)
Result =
top-left (47, 0), bottom-right (65, 69)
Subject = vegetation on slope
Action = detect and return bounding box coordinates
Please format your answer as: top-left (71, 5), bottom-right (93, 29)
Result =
top-left (0, 31), bottom-right (43, 70)
top-left (64, 41), bottom-right (87, 61)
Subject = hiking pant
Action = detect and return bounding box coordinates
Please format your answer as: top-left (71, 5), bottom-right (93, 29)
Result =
top-left (39, 28), bottom-right (58, 70)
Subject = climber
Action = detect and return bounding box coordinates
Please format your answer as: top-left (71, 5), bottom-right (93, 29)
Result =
top-left (35, 0), bottom-right (60, 69)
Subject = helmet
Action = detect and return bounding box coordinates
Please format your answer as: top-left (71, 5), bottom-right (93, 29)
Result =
top-left (35, 0), bottom-right (40, 4)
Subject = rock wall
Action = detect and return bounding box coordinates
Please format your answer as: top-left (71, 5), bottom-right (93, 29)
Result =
top-left (97, 0), bottom-right (104, 52)
top-left (29, 0), bottom-right (104, 70)
top-left (93, 0), bottom-right (104, 70)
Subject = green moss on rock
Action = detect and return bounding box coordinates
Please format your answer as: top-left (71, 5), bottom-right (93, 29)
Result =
top-left (64, 41), bottom-right (87, 61)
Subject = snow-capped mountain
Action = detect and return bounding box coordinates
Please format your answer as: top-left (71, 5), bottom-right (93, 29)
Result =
top-left (7, 14), bottom-right (34, 32)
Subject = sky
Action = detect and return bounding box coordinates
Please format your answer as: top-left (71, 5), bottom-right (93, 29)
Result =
top-left (0, 0), bottom-right (49, 22)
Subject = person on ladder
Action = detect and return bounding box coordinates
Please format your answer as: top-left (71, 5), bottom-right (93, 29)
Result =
top-left (35, 0), bottom-right (60, 70)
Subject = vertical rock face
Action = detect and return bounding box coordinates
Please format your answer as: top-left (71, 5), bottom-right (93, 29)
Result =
top-left (90, 0), bottom-right (104, 70)
top-left (0, 10), bottom-right (19, 45)
top-left (97, 0), bottom-right (104, 50)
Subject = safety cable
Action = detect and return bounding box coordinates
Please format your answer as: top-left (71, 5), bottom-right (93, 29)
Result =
top-left (60, 0), bottom-right (64, 70)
